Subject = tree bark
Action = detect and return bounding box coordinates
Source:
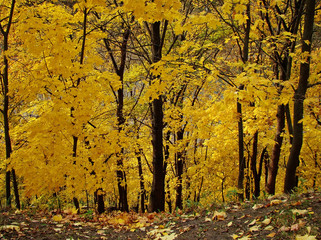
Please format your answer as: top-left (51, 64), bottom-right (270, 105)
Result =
top-left (237, 100), bottom-right (245, 201)
top-left (104, 28), bottom-right (130, 212)
top-left (237, 2), bottom-right (250, 201)
top-left (264, 0), bottom-right (305, 195)
top-left (149, 21), bottom-right (166, 212)
top-left (266, 104), bottom-right (285, 194)
top-left (137, 154), bottom-right (146, 213)
top-left (250, 131), bottom-right (260, 198)
top-left (284, 0), bottom-right (315, 193)
top-left (0, 0), bottom-right (20, 209)
top-left (175, 129), bottom-right (184, 210)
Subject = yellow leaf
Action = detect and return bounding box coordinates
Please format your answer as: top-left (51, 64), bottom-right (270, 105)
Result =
top-left (264, 225), bottom-right (274, 231)
top-left (52, 214), bottom-right (63, 222)
top-left (97, 230), bottom-right (105, 235)
top-left (231, 234), bottom-right (239, 239)
top-left (296, 234), bottom-right (317, 240)
top-left (270, 199), bottom-right (282, 206)
top-left (267, 232), bottom-right (276, 238)
top-left (0, 225), bottom-right (20, 231)
top-left (249, 225), bottom-right (260, 232)
top-left (261, 218), bottom-right (271, 225)
top-left (292, 209), bottom-right (308, 216)
top-left (213, 211), bottom-right (227, 221)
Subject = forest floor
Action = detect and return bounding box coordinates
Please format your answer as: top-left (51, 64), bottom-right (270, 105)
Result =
top-left (1, 192), bottom-right (321, 240)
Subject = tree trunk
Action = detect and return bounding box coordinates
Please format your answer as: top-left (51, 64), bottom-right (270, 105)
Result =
top-left (251, 131), bottom-right (260, 198)
top-left (264, 0), bottom-right (305, 195)
top-left (148, 21), bottom-right (166, 212)
top-left (237, 2), bottom-right (251, 201)
top-left (237, 100), bottom-right (245, 201)
top-left (266, 104), bottom-right (285, 194)
top-left (95, 188), bottom-right (105, 214)
top-left (284, 0), bottom-right (315, 193)
top-left (175, 129), bottom-right (184, 210)
top-left (137, 154), bottom-right (146, 213)
top-left (1, 0), bottom-right (19, 209)
top-left (104, 28), bottom-right (130, 212)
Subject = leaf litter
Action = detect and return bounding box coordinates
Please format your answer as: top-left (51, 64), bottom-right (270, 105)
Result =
top-left (0, 192), bottom-right (321, 239)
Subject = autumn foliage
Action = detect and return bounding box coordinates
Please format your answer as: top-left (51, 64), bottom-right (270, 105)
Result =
top-left (0, 0), bottom-right (320, 214)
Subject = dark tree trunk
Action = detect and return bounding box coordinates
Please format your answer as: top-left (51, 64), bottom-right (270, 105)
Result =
top-left (72, 136), bottom-right (80, 213)
top-left (73, 197), bottom-right (80, 213)
top-left (237, 100), bottom-right (245, 201)
top-left (104, 28), bottom-right (130, 212)
top-left (95, 188), bottom-right (105, 214)
top-left (175, 129), bottom-right (184, 210)
top-left (251, 131), bottom-right (260, 198)
top-left (148, 21), bottom-right (167, 212)
top-left (0, 0), bottom-right (19, 209)
top-left (264, 0), bottom-right (305, 195)
top-left (70, 7), bottom-right (88, 213)
top-left (237, 3), bottom-right (250, 201)
top-left (137, 154), bottom-right (146, 213)
top-left (266, 104), bottom-right (285, 194)
top-left (284, 0), bottom-right (315, 193)
top-left (12, 169), bottom-right (20, 209)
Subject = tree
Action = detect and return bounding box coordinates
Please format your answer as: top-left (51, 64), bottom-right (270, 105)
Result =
top-left (0, 0), bottom-right (20, 209)
top-left (262, 0), bottom-right (305, 195)
top-left (284, 0), bottom-right (316, 193)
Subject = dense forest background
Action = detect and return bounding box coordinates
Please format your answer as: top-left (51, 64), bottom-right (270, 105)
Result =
top-left (0, 0), bottom-right (320, 213)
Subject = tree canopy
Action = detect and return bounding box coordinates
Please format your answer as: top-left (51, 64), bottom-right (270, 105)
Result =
top-left (1, 0), bottom-right (320, 212)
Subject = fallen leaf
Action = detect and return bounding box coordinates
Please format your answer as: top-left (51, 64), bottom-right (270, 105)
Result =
top-left (231, 234), bottom-right (239, 239)
top-left (52, 214), bottom-right (63, 222)
top-left (267, 232), bottom-right (276, 238)
top-left (252, 204), bottom-right (264, 210)
top-left (264, 225), bottom-right (274, 231)
top-left (248, 219), bottom-right (256, 226)
top-left (270, 199), bottom-right (282, 206)
top-left (213, 211), bottom-right (227, 221)
top-left (292, 209), bottom-right (308, 216)
top-left (279, 226), bottom-right (290, 232)
top-left (306, 226), bottom-right (311, 234)
top-left (0, 225), bottom-right (20, 231)
top-left (227, 221), bottom-right (233, 227)
top-left (239, 236), bottom-right (252, 240)
top-left (249, 225), bottom-right (259, 232)
top-left (291, 201), bottom-right (302, 206)
top-left (161, 232), bottom-right (177, 240)
top-left (261, 218), bottom-right (271, 225)
top-left (97, 230), bottom-right (105, 235)
top-left (296, 234), bottom-right (317, 240)
top-left (291, 223), bottom-right (300, 231)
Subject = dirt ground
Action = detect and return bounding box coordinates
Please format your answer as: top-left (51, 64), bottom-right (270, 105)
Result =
top-left (1, 192), bottom-right (321, 239)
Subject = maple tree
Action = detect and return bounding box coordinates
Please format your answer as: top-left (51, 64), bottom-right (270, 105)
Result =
top-left (0, 0), bottom-right (320, 220)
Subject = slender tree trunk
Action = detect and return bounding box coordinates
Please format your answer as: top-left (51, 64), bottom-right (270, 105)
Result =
top-left (284, 0), bottom-right (315, 193)
top-left (149, 21), bottom-right (166, 212)
top-left (104, 28), bottom-right (130, 212)
top-left (0, 0), bottom-right (19, 209)
top-left (266, 104), bottom-right (285, 194)
top-left (175, 129), bottom-right (184, 210)
top-left (237, 100), bottom-right (245, 201)
top-left (251, 131), bottom-right (260, 198)
top-left (264, 0), bottom-right (305, 195)
top-left (71, 7), bottom-right (88, 213)
top-left (137, 154), bottom-right (146, 213)
top-left (237, 2), bottom-right (251, 201)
